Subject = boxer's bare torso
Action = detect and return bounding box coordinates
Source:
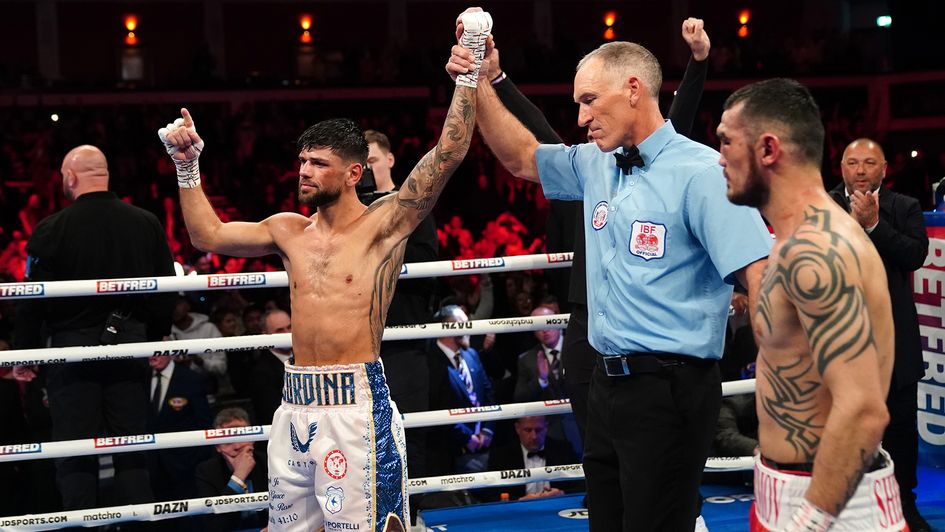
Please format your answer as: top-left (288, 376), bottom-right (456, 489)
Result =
top-left (754, 197), bottom-right (894, 464)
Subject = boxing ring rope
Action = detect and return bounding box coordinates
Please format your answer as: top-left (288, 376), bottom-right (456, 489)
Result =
top-left (0, 251), bottom-right (758, 530)
top-left (0, 253), bottom-right (575, 300)
top-left (0, 460), bottom-right (756, 530)
top-left (0, 314), bottom-right (573, 367)
top-left (0, 380), bottom-right (755, 463)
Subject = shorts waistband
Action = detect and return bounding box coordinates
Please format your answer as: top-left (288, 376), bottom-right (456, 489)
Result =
top-left (282, 360), bottom-right (385, 408)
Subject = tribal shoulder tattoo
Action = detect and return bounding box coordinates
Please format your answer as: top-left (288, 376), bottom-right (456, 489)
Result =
top-left (756, 206), bottom-right (875, 461)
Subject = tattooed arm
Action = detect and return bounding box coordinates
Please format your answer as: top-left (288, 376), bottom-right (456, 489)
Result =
top-left (780, 220), bottom-right (890, 516)
top-left (371, 86), bottom-right (477, 239)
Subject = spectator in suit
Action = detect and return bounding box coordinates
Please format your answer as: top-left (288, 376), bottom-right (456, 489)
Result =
top-left (486, 416), bottom-right (582, 501)
top-left (514, 305), bottom-right (582, 456)
top-left (829, 138), bottom-right (931, 532)
top-left (427, 304), bottom-right (496, 475)
top-left (146, 355), bottom-right (212, 515)
top-left (249, 309), bottom-right (292, 424)
top-left (195, 407), bottom-right (268, 532)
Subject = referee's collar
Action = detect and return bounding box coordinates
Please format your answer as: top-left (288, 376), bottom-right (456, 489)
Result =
top-left (632, 120), bottom-right (676, 169)
top-left (74, 190), bottom-right (118, 202)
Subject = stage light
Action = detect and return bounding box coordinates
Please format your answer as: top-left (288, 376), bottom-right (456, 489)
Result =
top-left (911, 150), bottom-right (919, 158)
top-left (124, 15), bottom-right (138, 32)
top-left (300, 30), bottom-right (312, 44)
top-left (125, 32), bottom-right (138, 46)
top-left (604, 11), bottom-right (617, 28)
top-left (738, 25), bottom-right (749, 38)
top-left (604, 28), bottom-right (615, 40)
top-left (876, 15), bottom-right (892, 28)
top-left (300, 14), bottom-right (312, 31)
top-left (738, 10), bottom-right (750, 25)
top-left (50, 114), bottom-right (59, 122)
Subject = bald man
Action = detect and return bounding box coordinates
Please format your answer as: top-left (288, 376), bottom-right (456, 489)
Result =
top-left (14, 145), bottom-right (177, 513)
top-left (829, 139), bottom-right (930, 531)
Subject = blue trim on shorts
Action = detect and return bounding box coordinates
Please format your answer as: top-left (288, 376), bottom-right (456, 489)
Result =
top-left (366, 361), bottom-right (405, 531)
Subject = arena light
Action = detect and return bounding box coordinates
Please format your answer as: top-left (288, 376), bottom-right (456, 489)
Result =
top-left (738, 9), bottom-right (750, 25)
top-left (300, 30), bottom-right (312, 44)
top-left (738, 25), bottom-right (749, 38)
top-left (876, 15), bottom-right (892, 27)
top-left (124, 14), bottom-right (138, 32)
top-left (604, 11), bottom-right (617, 27)
top-left (300, 14), bottom-right (312, 31)
top-left (124, 31), bottom-right (138, 46)
top-left (603, 28), bottom-right (616, 40)
top-left (50, 113), bottom-right (59, 122)
top-left (911, 150), bottom-right (919, 158)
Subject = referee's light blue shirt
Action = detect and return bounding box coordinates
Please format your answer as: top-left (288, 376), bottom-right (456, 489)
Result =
top-left (536, 121), bottom-right (772, 360)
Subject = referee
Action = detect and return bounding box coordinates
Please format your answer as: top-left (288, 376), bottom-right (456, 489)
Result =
top-left (14, 145), bottom-right (176, 516)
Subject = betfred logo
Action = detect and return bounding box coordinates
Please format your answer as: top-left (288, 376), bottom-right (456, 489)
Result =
top-left (205, 426), bottom-right (264, 439)
top-left (0, 283), bottom-right (45, 298)
top-left (96, 279), bottom-right (158, 293)
top-left (93, 435), bottom-right (156, 448)
top-left (448, 405), bottom-right (501, 416)
top-left (546, 252), bottom-right (573, 263)
top-left (451, 258), bottom-right (505, 271)
top-left (207, 274), bottom-right (266, 288)
top-left (0, 443), bottom-right (41, 455)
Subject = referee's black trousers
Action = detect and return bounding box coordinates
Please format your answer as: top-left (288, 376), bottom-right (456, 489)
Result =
top-left (47, 324), bottom-right (154, 512)
top-left (583, 356), bottom-right (721, 531)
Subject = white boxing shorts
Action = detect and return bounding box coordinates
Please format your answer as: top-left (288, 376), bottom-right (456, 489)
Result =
top-left (750, 449), bottom-right (907, 531)
top-left (267, 361), bottom-right (409, 531)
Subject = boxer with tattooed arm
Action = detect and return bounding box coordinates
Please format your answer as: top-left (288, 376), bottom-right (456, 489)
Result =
top-left (718, 78), bottom-right (903, 531)
top-left (157, 11), bottom-right (493, 531)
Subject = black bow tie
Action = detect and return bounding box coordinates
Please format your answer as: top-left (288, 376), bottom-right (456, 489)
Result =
top-left (527, 450), bottom-right (545, 459)
top-left (614, 146), bottom-right (644, 174)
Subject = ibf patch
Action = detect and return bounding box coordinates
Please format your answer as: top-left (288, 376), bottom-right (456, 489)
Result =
top-left (591, 201), bottom-right (609, 230)
top-left (629, 220), bottom-right (666, 260)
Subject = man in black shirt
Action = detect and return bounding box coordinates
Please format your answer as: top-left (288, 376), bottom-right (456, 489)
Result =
top-left (14, 145), bottom-right (176, 513)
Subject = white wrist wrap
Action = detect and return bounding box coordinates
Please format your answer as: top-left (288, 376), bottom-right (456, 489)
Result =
top-left (456, 12), bottom-right (493, 88)
top-left (784, 499), bottom-right (836, 532)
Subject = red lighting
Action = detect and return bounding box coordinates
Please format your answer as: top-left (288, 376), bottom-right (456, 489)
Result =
top-left (124, 31), bottom-right (138, 46)
top-left (124, 15), bottom-right (138, 32)
top-left (603, 27), bottom-right (616, 40)
top-left (738, 10), bottom-right (750, 25)
top-left (300, 14), bottom-right (312, 30)
top-left (299, 30), bottom-right (312, 44)
top-left (738, 25), bottom-right (749, 38)
top-left (604, 11), bottom-right (617, 27)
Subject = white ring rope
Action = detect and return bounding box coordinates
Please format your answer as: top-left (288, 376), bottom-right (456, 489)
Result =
top-left (0, 314), bottom-right (571, 367)
top-left (0, 250), bottom-right (760, 529)
top-left (0, 382), bottom-right (755, 464)
top-left (0, 459), bottom-right (755, 531)
top-left (0, 253), bottom-right (574, 300)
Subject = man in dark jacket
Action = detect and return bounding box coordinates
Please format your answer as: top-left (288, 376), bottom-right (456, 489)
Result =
top-left (13, 145), bottom-right (176, 513)
top-left (195, 407), bottom-right (268, 532)
top-left (829, 138), bottom-right (930, 532)
top-left (485, 416), bottom-right (582, 501)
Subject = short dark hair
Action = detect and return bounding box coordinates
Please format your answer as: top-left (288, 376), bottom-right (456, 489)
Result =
top-left (214, 407), bottom-right (251, 428)
top-left (364, 130), bottom-right (391, 153)
top-left (723, 78), bottom-right (824, 166)
top-left (297, 118), bottom-right (368, 164)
